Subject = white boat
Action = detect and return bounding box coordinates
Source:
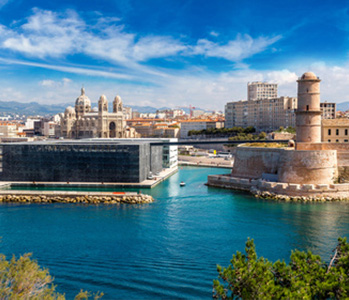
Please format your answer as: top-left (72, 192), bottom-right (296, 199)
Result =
top-left (180, 181), bottom-right (186, 187)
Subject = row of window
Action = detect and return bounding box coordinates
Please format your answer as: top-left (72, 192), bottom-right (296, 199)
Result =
top-left (328, 140), bottom-right (349, 143)
top-left (328, 129), bottom-right (349, 136)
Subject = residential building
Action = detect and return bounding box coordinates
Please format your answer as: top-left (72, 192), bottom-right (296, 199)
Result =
top-left (0, 122), bottom-right (19, 138)
top-left (225, 96), bottom-right (335, 133)
top-left (321, 119), bottom-right (349, 143)
top-left (225, 97), bottom-right (297, 132)
top-left (179, 120), bottom-right (224, 138)
top-left (247, 82), bottom-right (278, 100)
top-left (320, 102), bottom-right (336, 119)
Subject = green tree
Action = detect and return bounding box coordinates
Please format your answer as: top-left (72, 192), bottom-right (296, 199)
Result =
top-left (213, 237), bottom-right (349, 299)
top-left (258, 132), bottom-right (267, 140)
top-left (0, 253), bottom-right (103, 299)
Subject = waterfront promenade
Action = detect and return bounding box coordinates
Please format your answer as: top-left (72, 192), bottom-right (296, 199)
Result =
top-left (178, 155), bottom-right (233, 168)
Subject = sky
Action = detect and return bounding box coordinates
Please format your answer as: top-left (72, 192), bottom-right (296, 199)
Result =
top-left (0, 0), bottom-right (349, 110)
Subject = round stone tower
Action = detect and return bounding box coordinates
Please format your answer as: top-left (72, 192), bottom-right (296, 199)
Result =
top-left (296, 72), bottom-right (322, 143)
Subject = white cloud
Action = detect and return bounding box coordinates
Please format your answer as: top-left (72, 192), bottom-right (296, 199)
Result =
top-left (0, 57), bottom-right (133, 80)
top-left (39, 79), bottom-right (56, 87)
top-left (0, 8), bottom-right (281, 66)
top-left (3, 9), bottom-right (84, 58)
top-left (0, 0), bottom-right (9, 10)
top-left (209, 31), bottom-right (219, 37)
top-left (189, 34), bottom-right (282, 61)
top-left (0, 9), bottom-right (289, 108)
top-left (39, 78), bottom-right (72, 88)
top-left (133, 36), bottom-right (186, 61)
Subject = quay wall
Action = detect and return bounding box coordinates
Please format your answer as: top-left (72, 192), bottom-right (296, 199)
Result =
top-left (207, 174), bottom-right (349, 200)
top-left (231, 147), bottom-right (282, 178)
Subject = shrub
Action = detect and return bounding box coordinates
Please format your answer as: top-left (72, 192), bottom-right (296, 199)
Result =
top-left (213, 237), bottom-right (349, 299)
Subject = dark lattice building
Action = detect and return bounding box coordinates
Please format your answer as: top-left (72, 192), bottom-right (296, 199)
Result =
top-left (0, 140), bottom-right (163, 183)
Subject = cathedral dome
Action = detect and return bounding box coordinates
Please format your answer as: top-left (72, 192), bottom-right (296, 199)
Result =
top-left (75, 88), bottom-right (91, 107)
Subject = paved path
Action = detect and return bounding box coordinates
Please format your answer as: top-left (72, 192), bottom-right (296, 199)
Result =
top-left (179, 155), bottom-right (233, 169)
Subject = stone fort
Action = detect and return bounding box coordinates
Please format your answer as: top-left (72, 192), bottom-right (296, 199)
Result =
top-left (208, 72), bottom-right (349, 199)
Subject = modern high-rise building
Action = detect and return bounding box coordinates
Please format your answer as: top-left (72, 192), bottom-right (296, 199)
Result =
top-left (247, 82), bottom-right (278, 100)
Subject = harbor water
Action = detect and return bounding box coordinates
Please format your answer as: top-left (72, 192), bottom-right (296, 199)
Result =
top-left (0, 166), bottom-right (348, 299)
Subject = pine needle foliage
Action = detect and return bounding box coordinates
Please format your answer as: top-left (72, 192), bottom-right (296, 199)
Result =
top-left (213, 237), bottom-right (349, 299)
top-left (0, 253), bottom-right (103, 299)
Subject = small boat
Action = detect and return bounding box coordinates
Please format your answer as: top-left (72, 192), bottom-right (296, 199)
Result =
top-left (180, 181), bottom-right (186, 187)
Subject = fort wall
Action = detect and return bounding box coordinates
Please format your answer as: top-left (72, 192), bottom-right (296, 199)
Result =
top-left (207, 174), bottom-right (349, 200)
top-left (277, 150), bottom-right (337, 184)
top-left (231, 146), bottom-right (337, 185)
top-left (231, 146), bottom-right (283, 178)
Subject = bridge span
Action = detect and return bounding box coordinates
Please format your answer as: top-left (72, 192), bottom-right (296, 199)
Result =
top-left (150, 139), bottom-right (289, 146)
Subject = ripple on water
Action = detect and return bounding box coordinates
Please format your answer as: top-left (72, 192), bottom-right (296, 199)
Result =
top-left (0, 167), bottom-right (348, 299)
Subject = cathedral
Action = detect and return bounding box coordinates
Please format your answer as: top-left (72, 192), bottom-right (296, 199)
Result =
top-left (60, 88), bottom-right (139, 139)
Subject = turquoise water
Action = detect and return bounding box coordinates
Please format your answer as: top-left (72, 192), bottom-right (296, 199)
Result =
top-left (0, 166), bottom-right (348, 299)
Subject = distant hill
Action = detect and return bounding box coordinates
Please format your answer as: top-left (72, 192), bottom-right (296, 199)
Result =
top-left (0, 100), bottom-right (210, 116)
top-left (0, 97), bottom-right (216, 117)
top-left (0, 101), bottom-right (70, 116)
top-left (337, 102), bottom-right (349, 112)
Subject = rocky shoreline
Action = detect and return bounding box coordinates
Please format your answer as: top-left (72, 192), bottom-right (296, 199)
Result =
top-left (252, 190), bottom-right (349, 202)
top-left (0, 194), bottom-right (154, 204)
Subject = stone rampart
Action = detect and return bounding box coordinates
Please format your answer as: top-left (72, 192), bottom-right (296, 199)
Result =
top-left (231, 146), bottom-right (337, 185)
top-left (207, 174), bottom-right (349, 201)
top-left (277, 149), bottom-right (337, 184)
top-left (231, 146), bottom-right (283, 178)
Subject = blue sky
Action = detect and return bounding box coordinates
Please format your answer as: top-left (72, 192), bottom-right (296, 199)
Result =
top-left (0, 0), bottom-right (348, 109)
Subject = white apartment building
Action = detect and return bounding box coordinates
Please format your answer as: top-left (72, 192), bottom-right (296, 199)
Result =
top-left (248, 82), bottom-right (278, 100)
top-left (225, 97), bottom-right (297, 132)
top-left (225, 97), bottom-right (335, 132)
top-left (320, 102), bottom-right (336, 119)
top-left (180, 120), bottom-right (224, 138)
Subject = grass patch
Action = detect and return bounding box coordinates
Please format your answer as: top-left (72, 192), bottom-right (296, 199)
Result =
top-left (242, 142), bottom-right (288, 148)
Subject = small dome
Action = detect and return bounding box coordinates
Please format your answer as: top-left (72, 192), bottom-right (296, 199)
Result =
top-left (92, 107), bottom-right (98, 112)
top-left (99, 94), bottom-right (108, 102)
top-left (114, 95), bottom-right (122, 102)
top-left (65, 106), bottom-right (75, 115)
top-left (301, 72), bottom-right (317, 80)
top-left (75, 87), bottom-right (91, 106)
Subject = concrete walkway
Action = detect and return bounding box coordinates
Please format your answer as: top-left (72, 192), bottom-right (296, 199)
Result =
top-left (0, 167), bottom-right (178, 190)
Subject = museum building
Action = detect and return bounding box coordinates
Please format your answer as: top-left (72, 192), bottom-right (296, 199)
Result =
top-left (0, 140), bottom-right (163, 183)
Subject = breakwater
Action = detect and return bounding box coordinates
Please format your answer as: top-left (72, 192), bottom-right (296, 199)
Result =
top-left (0, 192), bottom-right (153, 204)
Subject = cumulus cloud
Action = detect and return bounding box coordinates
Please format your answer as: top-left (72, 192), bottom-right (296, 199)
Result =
top-left (3, 9), bottom-right (84, 58)
top-left (0, 8), bottom-right (281, 65)
top-left (0, 9), bottom-right (289, 108)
